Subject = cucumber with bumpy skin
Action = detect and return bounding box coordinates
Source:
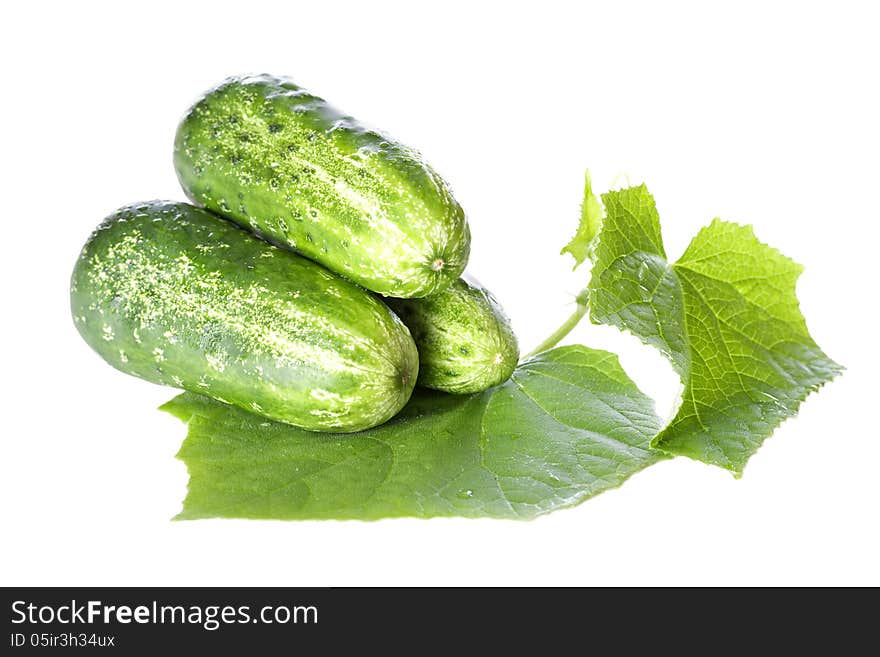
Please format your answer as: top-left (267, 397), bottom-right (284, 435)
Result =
top-left (174, 74), bottom-right (471, 298)
top-left (387, 277), bottom-right (519, 394)
top-left (71, 201), bottom-right (418, 432)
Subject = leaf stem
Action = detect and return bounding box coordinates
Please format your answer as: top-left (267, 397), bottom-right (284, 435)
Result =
top-left (523, 288), bottom-right (590, 359)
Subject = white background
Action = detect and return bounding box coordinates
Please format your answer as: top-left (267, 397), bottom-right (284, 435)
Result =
top-left (2, 1), bottom-right (877, 586)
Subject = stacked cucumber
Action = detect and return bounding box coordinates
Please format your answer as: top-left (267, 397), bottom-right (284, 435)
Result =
top-left (71, 74), bottom-right (519, 432)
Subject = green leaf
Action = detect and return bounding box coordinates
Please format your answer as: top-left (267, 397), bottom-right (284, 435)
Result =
top-left (163, 174), bottom-right (840, 520)
top-left (588, 184), bottom-right (842, 474)
top-left (166, 345), bottom-right (664, 520)
top-left (561, 170), bottom-right (603, 268)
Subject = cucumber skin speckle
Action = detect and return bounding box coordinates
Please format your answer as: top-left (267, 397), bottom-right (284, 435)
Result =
top-left (70, 201), bottom-right (418, 432)
top-left (387, 277), bottom-right (519, 394)
top-left (174, 74), bottom-right (471, 298)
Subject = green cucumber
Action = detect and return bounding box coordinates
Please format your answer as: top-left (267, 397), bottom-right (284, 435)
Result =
top-left (174, 74), bottom-right (470, 298)
top-left (70, 201), bottom-right (418, 432)
top-left (387, 277), bottom-right (519, 394)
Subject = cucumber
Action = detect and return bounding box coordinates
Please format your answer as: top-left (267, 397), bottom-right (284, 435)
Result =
top-left (174, 74), bottom-right (470, 298)
top-left (70, 201), bottom-right (418, 432)
top-left (386, 277), bottom-right (519, 394)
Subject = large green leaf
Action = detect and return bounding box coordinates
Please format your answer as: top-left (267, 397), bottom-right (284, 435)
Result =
top-left (163, 175), bottom-right (840, 520)
top-left (588, 185), bottom-right (842, 474)
top-left (166, 345), bottom-right (664, 520)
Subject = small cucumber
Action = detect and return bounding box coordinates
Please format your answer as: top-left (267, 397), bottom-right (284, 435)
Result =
top-left (174, 74), bottom-right (471, 298)
top-left (387, 277), bottom-right (519, 394)
top-left (70, 201), bottom-right (418, 432)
